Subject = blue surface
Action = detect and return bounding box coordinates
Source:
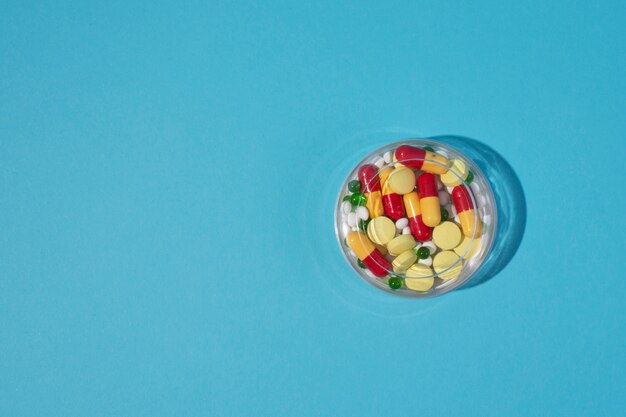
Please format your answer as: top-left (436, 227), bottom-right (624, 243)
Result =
top-left (1, 1), bottom-right (625, 416)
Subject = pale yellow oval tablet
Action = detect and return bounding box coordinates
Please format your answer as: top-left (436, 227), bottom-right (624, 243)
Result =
top-left (366, 216), bottom-right (396, 245)
top-left (433, 221), bottom-right (462, 250)
top-left (433, 250), bottom-right (462, 280)
top-left (387, 234), bottom-right (417, 256)
top-left (440, 159), bottom-right (468, 187)
top-left (405, 264), bottom-right (435, 291)
top-left (392, 250), bottom-right (417, 274)
top-left (454, 236), bottom-right (482, 259)
top-left (387, 167), bottom-right (416, 195)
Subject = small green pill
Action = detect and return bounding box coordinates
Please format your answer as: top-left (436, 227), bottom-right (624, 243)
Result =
top-left (357, 259), bottom-right (367, 269)
top-left (441, 207), bottom-right (449, 222)
top-left (344, 238), bottom-right (348, 247)
top-left (423, 146), bottom-right (435, 152)
top-left (388, 276), bottom-right (403, 290)
top-left (342, 195), bottom-right (352, 202)
top-left (358, 218), bottom-right (371, 231)
top-left (348, 180), bottom-right (361, 193)
top-left (416, 247), bottom-right (430, 259)
top-left (350, 193), bottom-right (366, 206)
top-left (465, 170), bottom-right (474, 184)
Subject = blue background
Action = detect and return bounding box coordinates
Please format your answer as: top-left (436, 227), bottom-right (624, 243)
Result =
top-left (1, 1), bottom-right (625, 416)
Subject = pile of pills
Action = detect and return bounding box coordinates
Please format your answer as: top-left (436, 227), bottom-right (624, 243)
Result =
top-left (337, 142), bottom-right (494, 295)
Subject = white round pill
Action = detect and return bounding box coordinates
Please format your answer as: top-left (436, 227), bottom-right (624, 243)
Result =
top-left (418, 256), bottom-right (433, 267)
top-left (395, 218), bottom-right (409, 230)
top-left (383, 151), bottom-right (392, 164)
top-left (470, 182), bottom-right (481, 196)
top-left (438, 191), bottom-right (451, 205)
top-left (341, 201), bottom-right (351, 215)
top-left (356, 206), bottom-right (369, 220)
top-left (347, 212), bottom-right (357, 227)
top-left (436, 177), bottom-right (444, 190)
top-left (402, 226), bottom-right (412, 235)
top-left (374, 158), bottom-right (385, 168)
top-left (482, 214), bottom-right (492, 225)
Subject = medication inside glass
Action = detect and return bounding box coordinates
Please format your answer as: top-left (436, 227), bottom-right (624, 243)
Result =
top-left (335, 140), bottom-right (497, 298)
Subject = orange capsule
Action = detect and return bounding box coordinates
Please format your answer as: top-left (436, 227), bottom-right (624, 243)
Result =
top-left (358, 164), bottom-right (384, 218)
top-left (403, 191), bottom-right (432, 242)
top-left (378, 167), bottom-right (406, 221)
top-left (346, 231), bottom-right (391, 277)
top-left (417, 173), bottom-right (441, 227)
top-left (394, 145), bottom-right (449, 175)
top-left (452, 186), bottom-right (482, 238)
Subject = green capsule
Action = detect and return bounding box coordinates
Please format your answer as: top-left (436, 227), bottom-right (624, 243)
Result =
top-left (357, 259), bottom-right (367, 269)
top-left (388, 276), bottom-right (403, 290)
top-left (465, 170), bottom-right (474, 185)
top-left (348, 180), bottom-right (361, 193)
top-left (440, 207), bottom-right (449, 222)
top-left (416, 247), bottom-right (430, 259)
top-left (350, 193), bottom-right (366, 207)
top-left (423, 146), bottom-right (435, 152)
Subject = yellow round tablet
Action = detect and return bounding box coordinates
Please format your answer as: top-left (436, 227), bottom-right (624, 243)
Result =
top-left (433, 251), bottom-right (462, 280)
top-left (387, 167), bottom-right (416, 195)
top-left (440, 159), bottom-right (468, 187)
top-left (454, 236), bottom-right (482, 259)
top-left (433, 221), bottom-right (462, 250)
top-left (387, 234), bottom-right (417, 256)
top-left (366, 216), bottom-right (396, 245)
top-left (392, 250), bottom-right (417, 274)
top-left (405, 264), bottom-right (435, 291)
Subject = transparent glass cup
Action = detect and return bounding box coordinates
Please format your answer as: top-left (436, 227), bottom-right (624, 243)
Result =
top-left (335, 139), bottom-right (497, 298)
